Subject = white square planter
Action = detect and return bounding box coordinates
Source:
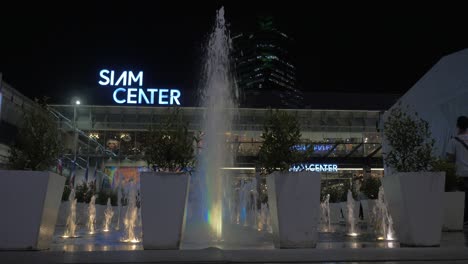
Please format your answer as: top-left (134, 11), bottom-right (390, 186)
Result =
top-left (382, 172), bottom-right (445, 246)
top-left (0, 170), bottom-right (65, 250)
top-left (140, 172), bottom-right (190, 250)
top-left (267, 170), bottom-right (321, 248)
top-left (443, 192), bottom-right (465, 232)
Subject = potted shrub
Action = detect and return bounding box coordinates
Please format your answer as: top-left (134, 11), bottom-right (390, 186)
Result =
top-left (382, 104), bottom-right (444, 246)
top-left (432, 159), bottom-right (465, 231)
top-left (140, 107), bottom-right (196, 249)
top-left (0, 99), bottom-right (65, 250)
top-left (258, 109), bottom-right (321, 248)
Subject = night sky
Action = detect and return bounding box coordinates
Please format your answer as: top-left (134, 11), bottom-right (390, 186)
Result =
top-left (1, 2), bottom-right (468, 106)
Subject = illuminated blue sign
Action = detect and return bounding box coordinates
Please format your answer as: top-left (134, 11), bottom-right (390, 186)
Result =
top-left (99, 70), bottom-right (181, 105)
top-left (292, 144), bottom-right (334, 152)
top-left (289, 163), bottom-right (338, 172)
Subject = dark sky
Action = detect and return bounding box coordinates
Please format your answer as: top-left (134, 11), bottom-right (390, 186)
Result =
top-left (1, 2), bottom-right (468, 106)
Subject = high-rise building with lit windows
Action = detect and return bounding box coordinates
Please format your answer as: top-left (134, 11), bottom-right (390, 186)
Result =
top-left (232, 17), bottom-right (303, 108)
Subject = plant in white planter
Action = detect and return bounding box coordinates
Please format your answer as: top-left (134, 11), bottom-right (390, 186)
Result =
top-left (258, 109), bottom-right (321, 248)
top-left (0, 99), bottom-right (65, 250)
top-left (382, 104), bottom-right (444, 246)
top-left (140, 107), bottom-right (196, 249)
top-left (431, 160), bottom-right (465, 231)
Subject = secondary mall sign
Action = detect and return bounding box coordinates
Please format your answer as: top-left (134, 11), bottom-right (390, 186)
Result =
top-left (289, 163), bottom-right (338, 172)
top-left (99, 70), bottom-right (181, 105)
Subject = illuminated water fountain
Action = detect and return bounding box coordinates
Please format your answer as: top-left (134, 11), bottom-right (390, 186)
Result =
top-left (184, 6), bottom-right (238, 245)
top-left (103, 198), bottom-right (114, 232)
top-left (87, 195), bottom-right (97, 234)
top-left (63, 189), bottom-right (78, 238)
top-left (346, 190), bottom-right (358, 237)
top-left (121, 183), bottom-right (140, 243)
top-left (374, 186), bottom-right (395, 241)
top-left (116, 187), bottom-right (122, 230)
top-left (238, 179), bottom-right (258, 227)
top-left (257, 203), bottom-right (272, 232)
top-left (320, 194), bottom-right (331, 232)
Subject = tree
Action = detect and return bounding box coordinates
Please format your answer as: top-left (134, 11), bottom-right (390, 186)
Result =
top-left (9, 98), bottom-right (62, 171)
top-left (143, 107), bottom-right (197, 172)
top-left (258, 109), bottom-right (307, 174)
top-left (383, 103), bottom-right (435, 172)
top-left (360, 177), bottom-right (381, 199)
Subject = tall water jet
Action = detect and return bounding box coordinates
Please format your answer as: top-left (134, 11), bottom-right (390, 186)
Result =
top-left (346, 190), bottom-right (358, 236)
top-left (87, 195), bottom-right (97, 234)
top-left (63, 189), bottom-right (78, 238)
top-left (374, 186), bottom-right (395, 241)
top-left (121, 183), bottom-right (140, 243)
top-left (103, 198), bottom-right (114, 232)
top-left (186, 6), bottom-right (238, 243)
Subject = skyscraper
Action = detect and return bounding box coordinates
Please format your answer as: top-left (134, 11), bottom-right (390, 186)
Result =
top-left (232, 17), bottom-right (303, 108)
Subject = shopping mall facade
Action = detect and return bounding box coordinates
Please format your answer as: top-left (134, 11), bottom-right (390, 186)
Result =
top-left (0, 80), bottom-right (386, 188)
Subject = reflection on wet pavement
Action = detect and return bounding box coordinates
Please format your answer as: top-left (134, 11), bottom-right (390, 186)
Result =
top-left (51, 223), bottom-right (468, 252)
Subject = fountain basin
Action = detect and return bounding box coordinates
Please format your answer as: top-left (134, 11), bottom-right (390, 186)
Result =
top-left (267, 170), bottom-right (321, 248)
top-left (140, 172), bottom-right (190, 249)
top-left (0, 170), bottom-right (65, 250)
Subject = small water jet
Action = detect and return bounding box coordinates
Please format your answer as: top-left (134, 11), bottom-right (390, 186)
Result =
top-left (257, 202), bottom-right (271, 232)
top-left (374, 186), bottom-right (395, 241)
top-left (121, 183), bottom-right (140, 243)
top-left (116, 187), bottom-right (122, 230)
top-left (87, 195), bottom-right (97, 234)
top-left (346, 190), bottom-right (358, 237)
top-left (63, 189), bottom-right (78, 238)
top-left (103, 198), bottom-right (114, 232)
top-left (320, 194), bottom-right (331, 232)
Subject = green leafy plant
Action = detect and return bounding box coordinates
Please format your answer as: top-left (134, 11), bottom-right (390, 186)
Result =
top-left (383, 104), bottom-right (435, 172)
top-left (9, 98), bottom-right (62, 171)
top-left (144, 107), bottom-right (197, 172)
top-left (321, 183), bottom-right (345, 203)
top-left (258, 109), bottom-right (307, 174)
top-left (431, 159), bottom-right (463, 192)
top-left (321, 180), bottom-right (358, 203)
top-left (95, 188), bottom-right (118, 206)
top-left (360, 177), bottom-right (382, 199)
top-left (74, 182), bottom-right (95, 203)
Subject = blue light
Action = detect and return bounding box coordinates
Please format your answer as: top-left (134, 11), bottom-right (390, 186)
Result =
top-left (99, 69), bottom-right (182, 106)
top-left (159, 89), bottom-right (169, 105)
top-left (127, 88), bottom-right (138, 104)
top-left (99, 69), bottom-right (110, 86)
top-left (289, 163), bottom-right (338, 172)
top-left (113, 88), bottom-right (126, 104)
top-left (170, 89), bottom-right (181, 105)
top-left (241, 207), bottom-right (247, 223)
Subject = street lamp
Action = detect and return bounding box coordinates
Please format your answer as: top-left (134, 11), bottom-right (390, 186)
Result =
top-left (72, 98), bottom-right (81, 163)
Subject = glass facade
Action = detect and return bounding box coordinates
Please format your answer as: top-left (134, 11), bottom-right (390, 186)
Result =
top-left (49, 105), bottom-right (384, 178)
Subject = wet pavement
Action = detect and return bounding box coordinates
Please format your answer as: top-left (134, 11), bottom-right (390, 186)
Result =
top-left (1, 223), bottom-right (467, 263)
top-left (49, 223), bottom-right (468, 252)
